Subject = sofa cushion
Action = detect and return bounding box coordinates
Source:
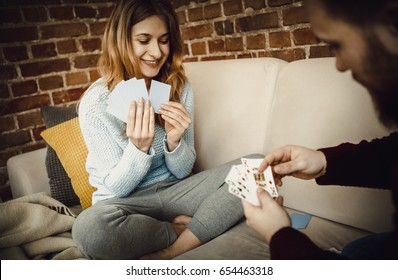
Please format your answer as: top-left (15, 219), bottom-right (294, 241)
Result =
top-left (184, 58), bottom-right (287, 173)
top-left (41, 106), bottom-right (80, 207)
top-left (41, 117), bottom-right (95, 209)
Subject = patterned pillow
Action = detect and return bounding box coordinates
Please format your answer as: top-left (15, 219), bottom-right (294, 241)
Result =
top-left (41, 106), bottom-right (80, 206)
top-left (41, 117), bottom-right (95, 209)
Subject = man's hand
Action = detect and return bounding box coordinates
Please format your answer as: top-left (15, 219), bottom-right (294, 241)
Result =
top-left (258, 145), bottom-right (327, 186)
top-left (242, 189), bottom-right (290, 243)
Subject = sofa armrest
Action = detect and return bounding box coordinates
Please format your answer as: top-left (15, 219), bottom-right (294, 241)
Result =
top-left (7, 148), bottom-right (50, 198)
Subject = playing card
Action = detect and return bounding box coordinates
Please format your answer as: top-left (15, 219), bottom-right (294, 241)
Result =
top-left (149, 80), bottom-right (171, 113)
top-left (107, 78), bottom-right (147, 122)
top-left (225, 164), bottom-right (260, 206)
top-left (241, 158), bottom-right (278, 198)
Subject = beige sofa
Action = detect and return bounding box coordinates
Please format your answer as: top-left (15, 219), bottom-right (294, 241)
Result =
top-left (7, 57), bottom-right (395, 259)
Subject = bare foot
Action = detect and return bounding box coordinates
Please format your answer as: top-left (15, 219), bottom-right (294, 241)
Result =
top-left (173, 214), bottom-right (192, 225)
top-left (139, 226), bottom-right (201, 260)
top-left (171, 214), bottom-right (192, 236)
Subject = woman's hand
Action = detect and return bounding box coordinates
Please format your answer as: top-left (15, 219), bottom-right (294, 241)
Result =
top-left (159, 101), bottom-right (191, 151)
top-left (126, 97), bottom-right (155, 154)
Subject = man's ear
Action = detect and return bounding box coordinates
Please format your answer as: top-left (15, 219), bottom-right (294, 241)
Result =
top-left (375, 2), bottom-right (398, 54)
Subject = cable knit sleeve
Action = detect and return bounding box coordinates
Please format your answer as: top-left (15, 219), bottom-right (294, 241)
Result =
top-left (78, 80), bottom-right (153, 200)
top-left (164, 83), bottom-right (196, 179)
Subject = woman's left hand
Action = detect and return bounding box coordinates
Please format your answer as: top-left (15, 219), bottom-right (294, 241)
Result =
top-left (159, 101), bottom-right (191, 151)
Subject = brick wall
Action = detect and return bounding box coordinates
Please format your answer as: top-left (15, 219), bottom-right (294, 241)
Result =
top-left (0, 0), bottom-right (332, 201)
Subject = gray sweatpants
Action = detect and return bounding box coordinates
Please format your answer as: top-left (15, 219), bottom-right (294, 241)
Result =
top-left (72, 154), bottom-right (262, 259)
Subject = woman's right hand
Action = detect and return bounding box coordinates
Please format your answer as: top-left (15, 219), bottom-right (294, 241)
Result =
top-left (126, 97), bottom-right (155, 154)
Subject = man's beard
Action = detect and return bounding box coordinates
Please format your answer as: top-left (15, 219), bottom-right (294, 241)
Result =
top-left (360, 39), bottom-right (398, 129)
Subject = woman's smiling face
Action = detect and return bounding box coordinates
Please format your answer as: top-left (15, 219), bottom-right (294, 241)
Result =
top-left (132, 15), bottom-right (170, 83)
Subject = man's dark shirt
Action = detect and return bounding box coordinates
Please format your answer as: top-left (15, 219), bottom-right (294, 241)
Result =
top-left (270, 132), bottom-right (398, 259)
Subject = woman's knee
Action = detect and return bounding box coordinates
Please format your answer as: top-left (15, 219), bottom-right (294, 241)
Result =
top-left (72, 206), bottom-right (114, 259)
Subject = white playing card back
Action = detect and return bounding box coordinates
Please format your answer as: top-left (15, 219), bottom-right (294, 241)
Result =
top-left (106, 78), bottom-right (170, 122)
top-left (149, 80), bottom-right (171, 113)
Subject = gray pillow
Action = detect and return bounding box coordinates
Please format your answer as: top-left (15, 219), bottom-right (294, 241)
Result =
top-left (41, 106), bottom-right (80, 206)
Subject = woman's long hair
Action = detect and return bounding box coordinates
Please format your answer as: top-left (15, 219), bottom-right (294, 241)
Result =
top-left (99, 0), bottom-right (186, 107)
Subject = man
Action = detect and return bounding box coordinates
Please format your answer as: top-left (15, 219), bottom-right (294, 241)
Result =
top-left (243, 0), bottom-right (398, 259)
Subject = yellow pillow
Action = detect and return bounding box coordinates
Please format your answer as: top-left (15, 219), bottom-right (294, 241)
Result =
top-left (41, 117), bottom-right (95, 209)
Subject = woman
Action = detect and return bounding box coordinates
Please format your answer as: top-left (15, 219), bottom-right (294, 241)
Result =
top-left (72, 0), bottom-right (250, 260)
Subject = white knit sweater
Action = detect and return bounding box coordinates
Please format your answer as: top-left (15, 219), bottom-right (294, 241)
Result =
top-left (78, 78), bottom-right (196, 204)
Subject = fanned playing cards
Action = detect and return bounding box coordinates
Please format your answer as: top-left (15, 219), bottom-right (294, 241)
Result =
top-left (225, 158), bottom-right (278, 206)
top-left (106, 78), bottom-right (171, 122)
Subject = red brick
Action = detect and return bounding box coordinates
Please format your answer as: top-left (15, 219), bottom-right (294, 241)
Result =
top-left (246, 34), bottom-right (265, 50)
top-left (283, 6), bottom-right (308, 25)
top-left (2, 95), bottom-right (50, 115)
top-left (191, 42), bottom-right (207, 55)
top-left (49, 7), bottom-right (74, 20)
top-left (293, 28), bottom-right (318, 45)
top-left (177, 11), bottom-right (187, 25)
top-left (74, 54), bottom-right (101, 68)
top-left (3, 46), bottom-right (28, 62)
top-left (268, 0), bottom-right (293, 7)
top-left (11, 80), bottom-right (38, 97)
top-left (41, 23), bottom-right (88, 39)
top-left (89, 70), bottom-right (101, 82)
top-left (39, 76), bottom-right (64, 91)
top-left (0, 84), bottom-right (10, 98)
top-left (80, 38), bottom-right (102, 52)
top-left (183, 57), bottom-right (199, 63)
top-left (258, 50), bottom-right (273, 58)
top-left (270, 48), bottom-right (306, 62)
top-left (215, 20), bottom-right (234, 35)
top-left (310, 45), bottom-right (333, 58)
top-left (0, 8), bottom-right (22, 24)
top-left (223, 0), bottom-right (243, 16)
top-left (75, 6), bottom-right (97, 19)
top-left (0, 116), bottom-right (15, 132)
top-left (57, 40), bottom-right (78, 54)
top-left (226, 37), bottom-right (243, 52)
top-left (244, 0), bottom-right (266, 10)
top-left (238, 53), bottom-right (255, 59)
top-left (269, 31), bottom-right (291, 48)
top-left (183, 43), bottom-right (189, 56)
top-left (208, 39), bottom-right (225, 53)
top-left (182, 23), bottom-right (213, 40)
top-left (0, 65), bottom-right (17, 80)
top-left (32, 126), bottom-right (46, 141)
top-left (188, 7), bottom-right (203, 22)
top-left (90, 22), bottom-right (107, 36)
top-left (201, 55), bottom-right (235, 62)
top-left (20, 58), bottom-right (70, 77)
top-left (31, 43), bottom-right (57, 58)
top-left (0, 26), bottom-right (38, 43)
top-left (97, 6), bottom-right (114, 18)
top-left (66, 72), bottom-right (89, 86)
top-left (0, 130), bottom-right (31, 150)
top-left (53, 87), bottom-right (87, 104)
top-left (237, 12), bottom-right (279, 32)
top-left (204, 4), bottom-right (221, 19)
top-left (22, 142), bottom-right (46, 153)
top-left (23, 7), bottom-right (48, 22)
top-left (17, 111), bottom-right (44, 129)
top-left (170, 0), bottom-right (190, 9)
